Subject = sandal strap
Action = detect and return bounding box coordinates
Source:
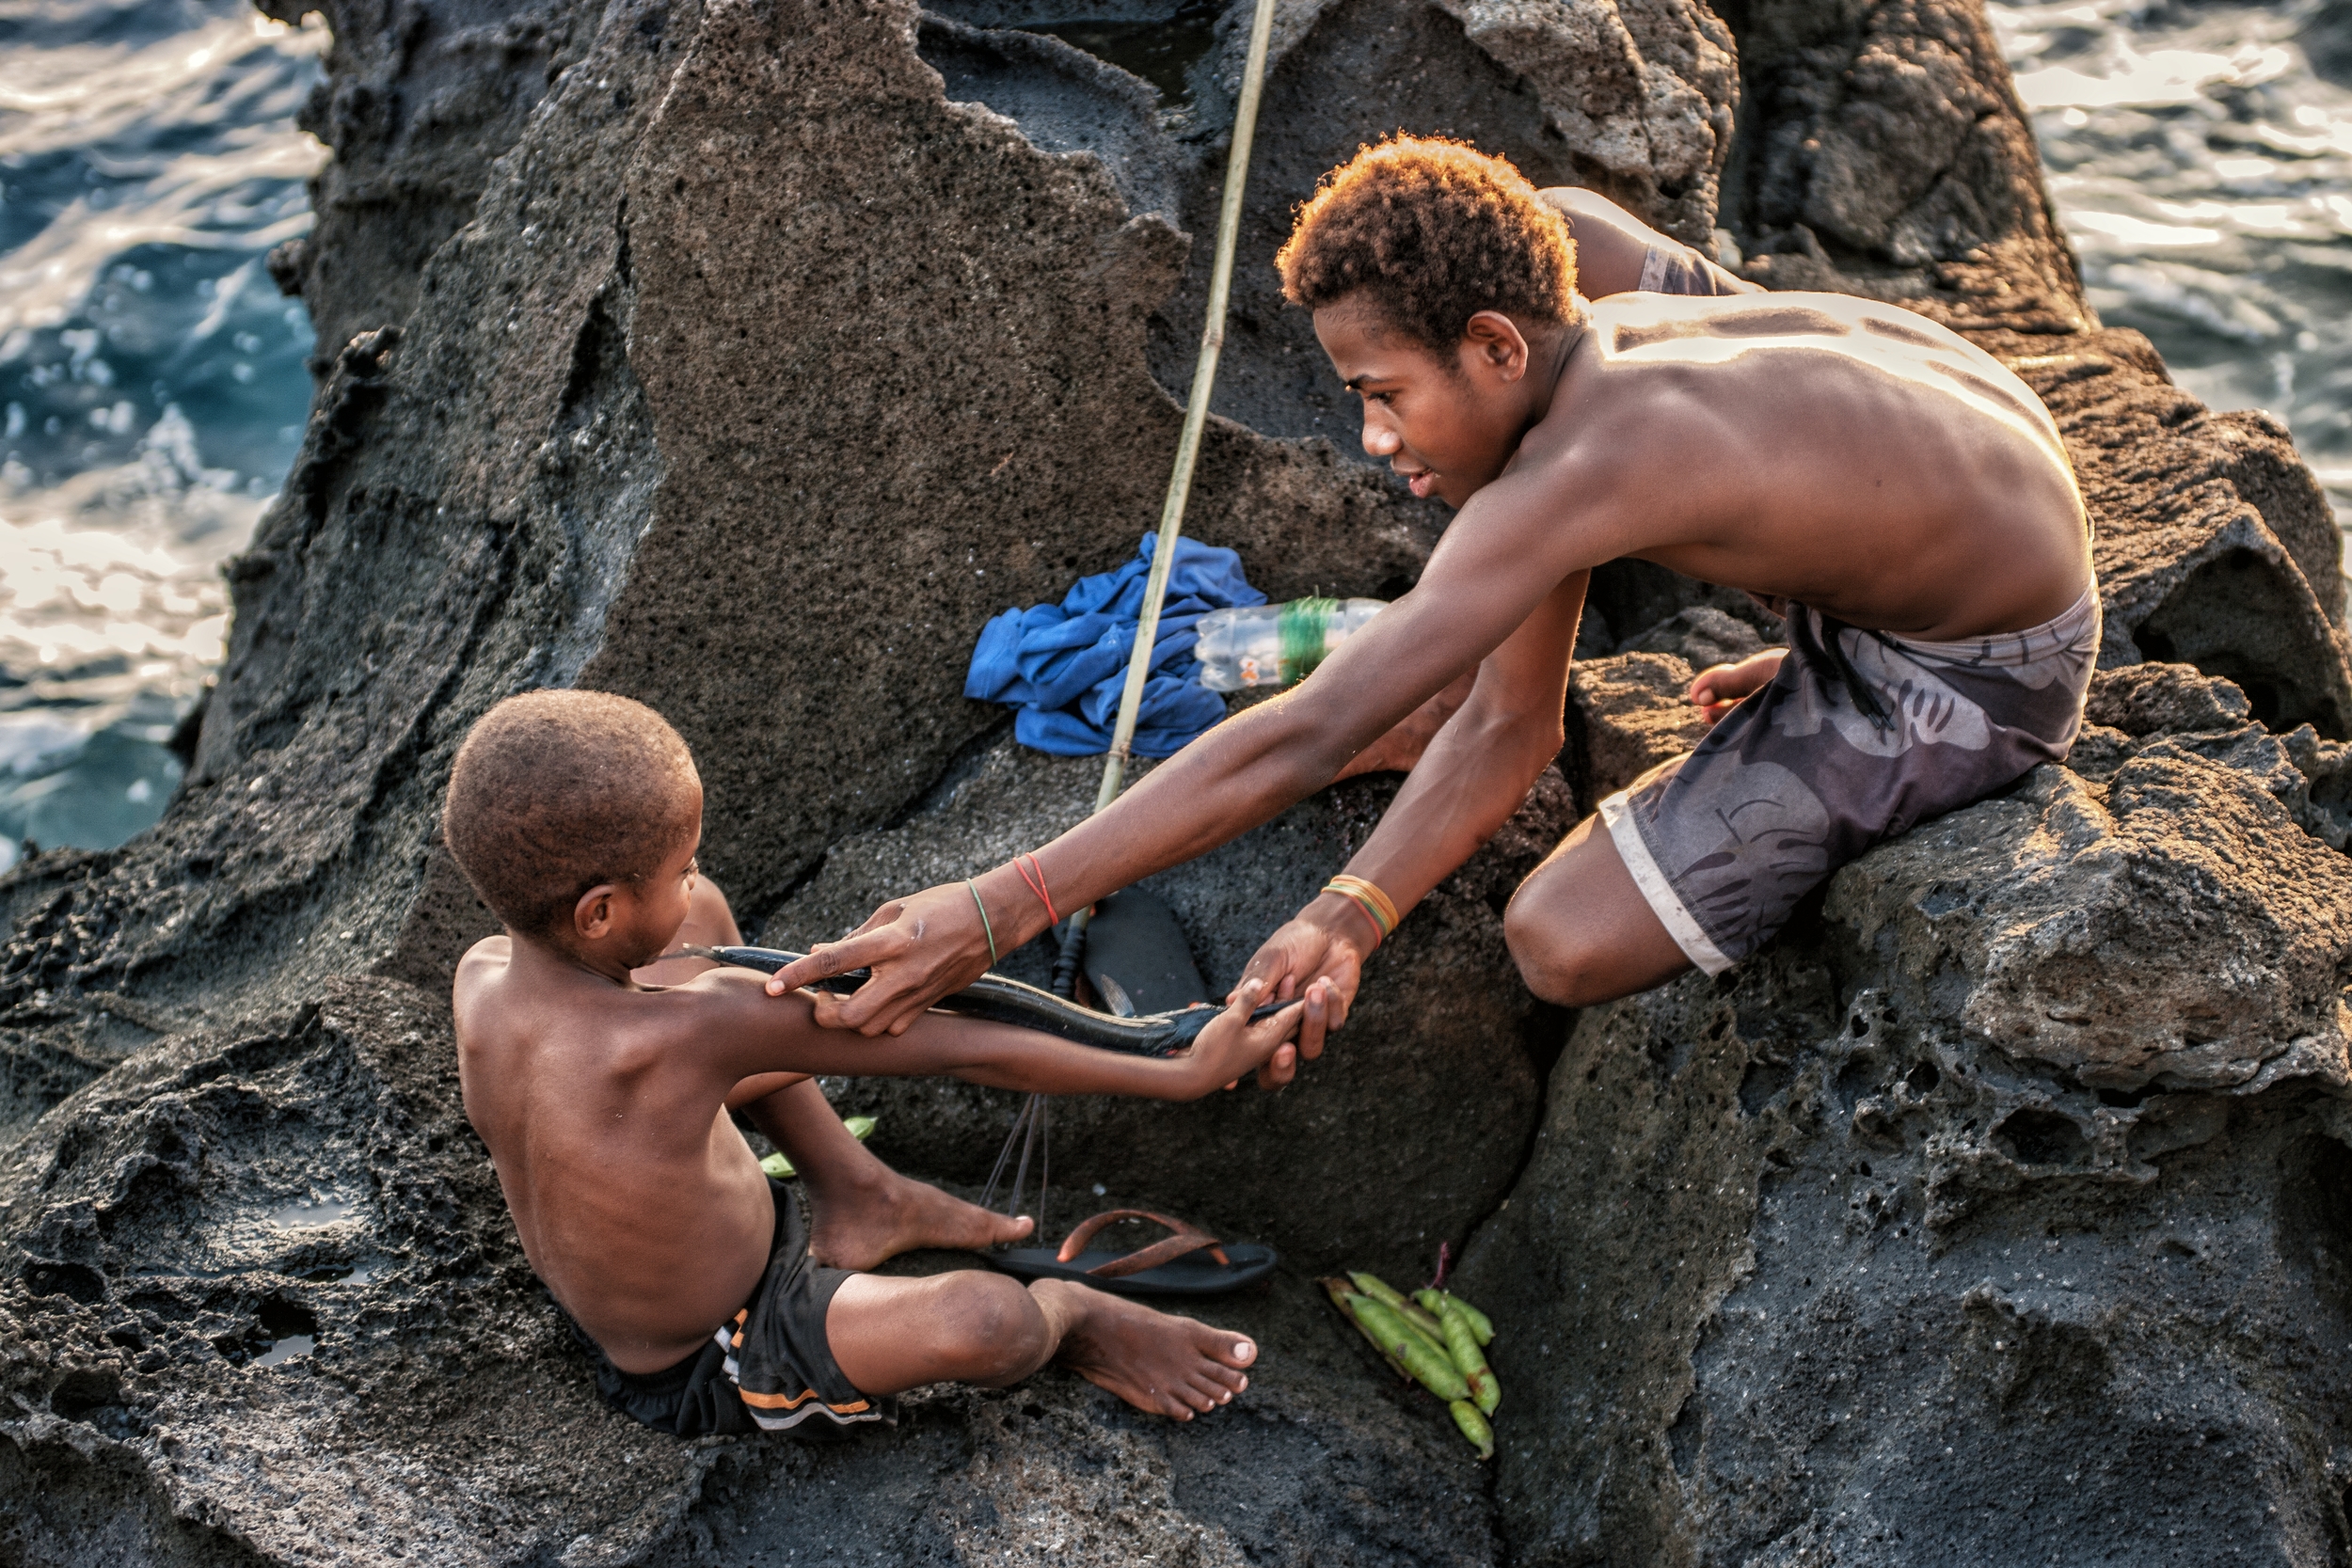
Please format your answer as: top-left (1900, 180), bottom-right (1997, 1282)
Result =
top-left (1056, 1208), bottom-right (1231, 1278)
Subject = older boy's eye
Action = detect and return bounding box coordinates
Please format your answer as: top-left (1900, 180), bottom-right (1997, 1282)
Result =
top-left (684, 857), bottom-right (700, 880)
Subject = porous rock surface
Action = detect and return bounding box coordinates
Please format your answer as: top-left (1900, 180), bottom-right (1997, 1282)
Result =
top-left (2, 0), bottom-right (2350, 1560)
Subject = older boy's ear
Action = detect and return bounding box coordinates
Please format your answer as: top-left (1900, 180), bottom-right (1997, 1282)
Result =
top-left (575, 884), bottom-right (621, 941)
top-left (1463, 310), bottom-right (1528, 380)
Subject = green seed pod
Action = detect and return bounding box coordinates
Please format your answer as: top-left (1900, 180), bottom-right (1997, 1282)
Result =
top-left (1353, 1273), bottom-right (1448, 1340)
top-left (1466, 1365), bottom-right (1501, 1416)
top-left (1353, 1298), bottom-right (1470, 1402)
top-left (1450, 1399), bottom-right (1495, 1461)
top-left (1439, 1291), bottom-right (1495, 1346)
top-left (1418, 1289), bottom-right (1495, 1347)
top-left (1437, 1302), bottom-right (1501, 1416)
top-left (1322, 1280), bottom-right (1408, 1380)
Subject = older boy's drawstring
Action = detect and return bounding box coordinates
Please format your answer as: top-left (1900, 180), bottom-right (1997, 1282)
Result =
top-left (1794, 609), bottom-right (1899, 734)
top-left (965, 880), bottom-right (999, 967)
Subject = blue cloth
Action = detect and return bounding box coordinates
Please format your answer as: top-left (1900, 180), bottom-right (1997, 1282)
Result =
top-left (965, 533), bottom-right (1265, 758)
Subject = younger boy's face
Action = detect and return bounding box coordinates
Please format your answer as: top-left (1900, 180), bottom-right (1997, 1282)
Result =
top-left (1313, 299), bottom-right (1536, 509)
top-left (632, 828), bottom-right (702, 961)
top-left (569, 815), bottom-right (703, 973)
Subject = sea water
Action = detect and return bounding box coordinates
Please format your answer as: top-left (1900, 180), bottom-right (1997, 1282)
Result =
top-left (1990, 0), bottom-right (2352, 545)
top-left (1, 0), bottom-right (2345, 863)
top-left (0, 0), bottom-right (322, 867)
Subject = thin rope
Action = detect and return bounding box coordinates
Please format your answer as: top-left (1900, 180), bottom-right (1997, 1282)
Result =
top-left (993, 0), bottom-right (1283, 1225)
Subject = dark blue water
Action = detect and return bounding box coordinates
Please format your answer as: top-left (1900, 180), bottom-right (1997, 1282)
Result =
top-left (0, 0), bottom-right (320, 865)
top-left (1992, 0), bottom-right (2352, 570)
top-left (2, 0), bottom-right (2343, 864)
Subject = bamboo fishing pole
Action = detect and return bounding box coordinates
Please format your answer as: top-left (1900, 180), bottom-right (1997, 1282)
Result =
top-left (984, 0), bottom-right (1284, 1221)
top-left (1046, 0), bottom-right (1281, 992)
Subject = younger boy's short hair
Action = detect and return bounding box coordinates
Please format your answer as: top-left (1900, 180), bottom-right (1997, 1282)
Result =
top-left (1275, 135), bottom-right (1581, 353)
top-left (444, 689), bottom-right (700, 939)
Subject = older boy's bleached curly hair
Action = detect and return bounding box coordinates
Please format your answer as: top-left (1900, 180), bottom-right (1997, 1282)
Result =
top-left (1275, 135), bottom-right (1579, 351)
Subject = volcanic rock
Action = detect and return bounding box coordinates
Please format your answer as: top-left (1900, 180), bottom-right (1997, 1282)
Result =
top-left (1566, 651), bottom-right (1713, 809)
top-left (1999, 328), bottom-right (2352, 731)
top-left (3, 0), bottom-right (2351, 1559)
top-left (1456, 736), bottom-right (2352, 1562)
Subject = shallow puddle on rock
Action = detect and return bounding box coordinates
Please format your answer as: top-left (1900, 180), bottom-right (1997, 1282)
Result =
top-left (267, 1198), bottom-right (354, 1228)
top-left (252, 1334), bottom-right (313, 1367)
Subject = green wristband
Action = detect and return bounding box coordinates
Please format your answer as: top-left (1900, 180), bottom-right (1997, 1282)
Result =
top-left (966, 879), bottom-right (999, 966)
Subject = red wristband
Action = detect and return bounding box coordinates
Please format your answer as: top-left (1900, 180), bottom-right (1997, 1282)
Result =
top-left (1014, 852), bottom-right (1058, 927)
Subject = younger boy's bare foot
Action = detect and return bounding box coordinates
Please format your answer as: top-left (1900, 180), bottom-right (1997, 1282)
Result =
top-left (804, 1168), bottom-right (1034, 1271)
top-left (1035, 1279), bottom-right (1256, 1419)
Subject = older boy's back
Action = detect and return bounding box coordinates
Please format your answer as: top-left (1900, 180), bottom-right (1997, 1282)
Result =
top-left (1529, 290), bottom-right (2088, 641)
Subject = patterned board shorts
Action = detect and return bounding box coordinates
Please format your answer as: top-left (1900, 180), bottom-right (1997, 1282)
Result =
top-left (1598, 586), bottom-right (2101, 974)
top-left (584, 1177), bottom-right (896, 1439)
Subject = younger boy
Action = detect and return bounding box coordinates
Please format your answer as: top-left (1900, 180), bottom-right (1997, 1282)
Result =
top-left (448, 689), bottom-right (1305, 1436)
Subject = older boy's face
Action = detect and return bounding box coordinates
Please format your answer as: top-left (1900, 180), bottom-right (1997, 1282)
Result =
top-left (1313, 299), bottom-right (1530, 509)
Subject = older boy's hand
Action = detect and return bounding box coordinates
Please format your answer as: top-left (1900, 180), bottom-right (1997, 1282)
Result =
top-left (1231, 895), bottom-right (1367, 1075)
top-left (1688, 647), bottom-right (1786, 723)
top-left (764, 882), bottom-right (994, 1036)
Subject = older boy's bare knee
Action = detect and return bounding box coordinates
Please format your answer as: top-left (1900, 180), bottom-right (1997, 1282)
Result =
top-left (1504, 901), bottom-right (1613, 1007)
top-left (935, 1273), bottom-right (1051, 1386)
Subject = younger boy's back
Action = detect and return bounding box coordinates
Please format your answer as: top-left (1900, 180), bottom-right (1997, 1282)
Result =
top-left (459, 929), bottom-right (785, 1374)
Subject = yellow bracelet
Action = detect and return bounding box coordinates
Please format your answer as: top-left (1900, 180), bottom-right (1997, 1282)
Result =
top-left (1327, 874), bottom-right (1399, 933)
top-left (1322, 874), bottom-right (1399, 947)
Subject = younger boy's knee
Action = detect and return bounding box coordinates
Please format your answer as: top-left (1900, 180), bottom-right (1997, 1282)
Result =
top-left (935, 1275), bottom-right (1049, 1386)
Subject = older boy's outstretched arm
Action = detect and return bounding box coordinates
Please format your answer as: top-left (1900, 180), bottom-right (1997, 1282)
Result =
top-left (768, 454), bottom-right (1598, 1037)
top-left (1229, 567), bottom-right (1586, 1049)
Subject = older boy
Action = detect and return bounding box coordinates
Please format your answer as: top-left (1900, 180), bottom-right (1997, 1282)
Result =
top-left (449, 689), bottom-right (1303, 1436)
top-left (778, 135), bottom-right (2096, 1073)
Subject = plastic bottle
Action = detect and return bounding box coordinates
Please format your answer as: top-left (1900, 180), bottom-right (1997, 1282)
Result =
top-left (1194, 597), bottom-right (1387, 691)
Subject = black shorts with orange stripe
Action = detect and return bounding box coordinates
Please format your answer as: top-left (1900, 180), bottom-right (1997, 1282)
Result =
top-left (584, 1178), bottom-right (896, 1439)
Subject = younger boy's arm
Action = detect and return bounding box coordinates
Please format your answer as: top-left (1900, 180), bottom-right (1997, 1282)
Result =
top-left (687, 972), bottom-right (1309, 1101)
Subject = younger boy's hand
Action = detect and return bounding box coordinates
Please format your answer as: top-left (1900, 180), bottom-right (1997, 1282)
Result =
top-left (1179, 977), bottom-right (1325, 1096)
top-left (1688, 647), bottom-right (1786, 723)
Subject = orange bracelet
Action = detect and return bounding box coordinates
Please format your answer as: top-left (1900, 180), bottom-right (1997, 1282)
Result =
top-left (1013, 852), bottom-right (1058, 927)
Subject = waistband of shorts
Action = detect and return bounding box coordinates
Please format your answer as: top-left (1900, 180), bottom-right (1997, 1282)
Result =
top-left (1871, 581), bottom-right (2098, 666)
top-left (582, 1177), bottom-right (793, 1395)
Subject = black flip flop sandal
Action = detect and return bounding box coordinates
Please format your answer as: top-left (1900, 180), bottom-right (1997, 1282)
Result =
top-left (992, 1209), bottom-right (1279, 1297)
top-left (1073, 888), bottom-right (1208, 1018)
